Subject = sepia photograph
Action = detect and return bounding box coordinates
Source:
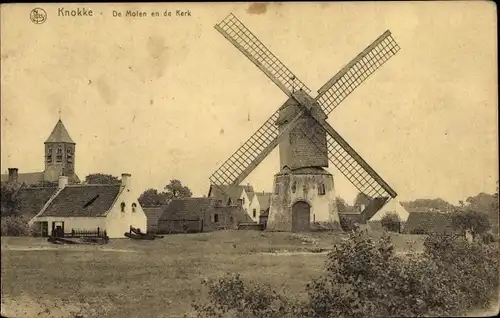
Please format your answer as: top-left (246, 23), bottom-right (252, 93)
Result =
top-left (1, 2), bottom-right (498, 317)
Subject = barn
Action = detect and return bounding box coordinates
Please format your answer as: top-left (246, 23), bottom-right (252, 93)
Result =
top-left (156, 197), bottom-right (254, 234)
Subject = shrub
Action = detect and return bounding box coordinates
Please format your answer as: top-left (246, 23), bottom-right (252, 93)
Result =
top-left (194, 231), bottom-right (499, 317)
top-left (192, 273), bottom-right (302, 317)
top-left (1, 215), bottom-right (33, 236)
top-left (451, 209), bottom-right (491, 240)
top-left (339, 215), bottom-right (358, 232)
top-left (380, 212), bottom-right (401, 232)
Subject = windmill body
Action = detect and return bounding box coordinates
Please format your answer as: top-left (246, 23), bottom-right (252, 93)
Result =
top-left (268, 92), bottom-right (338, 231)
top-left (210, 14), bottom-right (401, 232)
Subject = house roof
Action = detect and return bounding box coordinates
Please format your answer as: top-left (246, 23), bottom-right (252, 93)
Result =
top-left (159, 198), bottom-right (217, 221)
top-left (38, 184), bottom-right (122, 217)
top-left (143, 207), bottom-right (164, 225)
top-left (256, 192), bottom-right (272, 211)
top-left (16, 186), bottom-right (58, 216)
top-left (217, 205), bottom-right (255, 224)
top-left (45, 119), bottom-right (75, 144)
top-left (1, 172), bottom-right (45, 186)
top-left (208, 184), bottom-right (254, 205)
top-left (404, 212), bottom-right (454, 234)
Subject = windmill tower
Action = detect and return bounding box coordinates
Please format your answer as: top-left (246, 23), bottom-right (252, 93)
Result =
top-left (210, 14), bottom-right (400, 232)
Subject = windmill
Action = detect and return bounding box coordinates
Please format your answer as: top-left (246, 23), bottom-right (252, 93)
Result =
top-left (209, 13), bottom-right (401, 232)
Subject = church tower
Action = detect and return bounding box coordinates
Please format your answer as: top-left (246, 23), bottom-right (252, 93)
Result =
top-left (43, 119), bottom-right (78, 183)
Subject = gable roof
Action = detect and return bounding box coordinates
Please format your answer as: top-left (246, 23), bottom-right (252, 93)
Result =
top-left (404, 212), bottom-right (454, 234)
top-left (16, 186), bottom-right (58, 216)
top-left (256, 192), bottom-right (272, 211)
top-left (208, 184), bottom-right (254, 205)
top-left (38, 184), bottom-right (122, 217)
top-left (369, 199), bottom-right (410, 222)
top-left (143, 206), bottom-right (164, 227)
top-left (45, 119), bottom-right (75, 144)
top-left (1, 172), bottom-right (45, 186)
top-left (159, 198), bottom-right (217, 221)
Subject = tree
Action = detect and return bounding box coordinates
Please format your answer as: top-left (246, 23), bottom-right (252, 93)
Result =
top-left (354, 192), bottom-right (370, 207)
top-left (380, 212), bottom-right (401, 232)
top-left (138, 188), bottom-right (169, 207)
top-left (451, 209), bottom-right (491, 241)
top-left (84, 173), bottom-right (120, 185)
top-left (164, 179), bottom-right (192, 199)
top-left (1, 182), bottom-right (22, 217)
top-left (335, 197), bottom-right (347, 212)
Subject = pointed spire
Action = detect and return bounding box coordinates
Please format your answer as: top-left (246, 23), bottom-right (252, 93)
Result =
top-left (45, 119), bottom-right (75, 144)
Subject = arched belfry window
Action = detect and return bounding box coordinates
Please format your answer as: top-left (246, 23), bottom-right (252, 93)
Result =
top-left (56, 146), bottom-right (63, 162)
top-left (291, 181), bottom-right (297, 193)
top-left (47, 147), bottom-right (53, 163)
top-left (121, 202), bottom-right (126, 213)
top-left (67, 147), bottom-right (73, 163)
top-left (132, 203), bottom-right (137, 213)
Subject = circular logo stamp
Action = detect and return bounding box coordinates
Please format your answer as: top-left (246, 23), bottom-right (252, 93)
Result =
top-left (30, 8), bottom-right (47, 24)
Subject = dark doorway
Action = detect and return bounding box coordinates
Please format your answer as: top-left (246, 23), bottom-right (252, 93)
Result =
top-left (41, 222), bottom-right (49, 237)
top-left (292, 201), bottom-right (311, 232)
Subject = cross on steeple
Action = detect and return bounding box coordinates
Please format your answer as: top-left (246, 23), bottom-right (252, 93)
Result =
top-left (59, 107), bottom-right (62, 120)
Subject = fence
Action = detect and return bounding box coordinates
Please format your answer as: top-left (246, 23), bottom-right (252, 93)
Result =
top-left (51, 227), bottom-right (108, 239)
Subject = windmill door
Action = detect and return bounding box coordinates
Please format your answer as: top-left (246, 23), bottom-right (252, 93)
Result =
top-left (292, 201), bottom-right (311, 232)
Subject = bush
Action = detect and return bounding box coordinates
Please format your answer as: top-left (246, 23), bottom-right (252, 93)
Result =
top-left (339, 215), bottom-right (358, 232)
top-left (451, 209), bottom-right (491, 240)
top-left (1, 215), bottom-right (33, 236)
top-left (194, 231), bottom-right (499, 317)
top-left (380, 212), bottom-right (401, 232)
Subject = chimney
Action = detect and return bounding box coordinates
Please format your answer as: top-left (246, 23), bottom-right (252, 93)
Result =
top-left (8, 168), bottom-right (18, 183)
top-left (121, 173), bottom-right (131, 188)
top-left (58, 176), bottom-right (68, 189)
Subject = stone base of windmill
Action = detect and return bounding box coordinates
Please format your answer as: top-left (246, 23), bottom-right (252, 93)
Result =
top-left (266, 167), bottom-right (341, 232)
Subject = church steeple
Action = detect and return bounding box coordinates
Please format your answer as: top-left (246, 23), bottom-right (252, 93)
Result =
top-left (45, 119), bottom-right (75, 144)
top-left (44, 118), bottom-right (76, 183)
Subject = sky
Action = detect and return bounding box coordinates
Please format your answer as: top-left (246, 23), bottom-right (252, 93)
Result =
top-left (1, 2), bottom-right (497, 205)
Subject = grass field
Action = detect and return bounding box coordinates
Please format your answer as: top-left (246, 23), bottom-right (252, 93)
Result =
top-left (1, 231), bottom-right (425, 318)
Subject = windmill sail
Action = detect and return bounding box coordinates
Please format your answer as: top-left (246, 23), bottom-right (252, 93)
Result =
top-left (209, 109), bottom-right (305, 186)
top-left (299, 121), bottom-right (397, 199)
top-left (214, 13), bottom-right (310, 96)
top-left (316, 30), bottom-right (400, 115)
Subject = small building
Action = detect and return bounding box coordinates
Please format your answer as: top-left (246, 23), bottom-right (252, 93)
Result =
top-left (156, 197), bottom-right (254, 234)
top-left (143, 206), bottom-right (165, 233)
top-left (207, 184), bottom-right (255, 221)
top-left (250, 192), bottom-right (272, 226)
top-left (367, 199), bottom-right (410, 232)
top-left (403, 211), bottom-right (454, 234)
top-left (29, 173), bottom-right (147, 238)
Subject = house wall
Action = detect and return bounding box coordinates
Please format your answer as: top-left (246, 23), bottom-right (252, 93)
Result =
top-left (105, 185), bottom-right (147, 238)
top-left (248, 195), bottom-right (260, 222)
top-left (267, 171), bottom-right (340, 231)
top-left (33, 216), bottom-right (106, 234)
top-left (239, 191), bottom-right (251, 216)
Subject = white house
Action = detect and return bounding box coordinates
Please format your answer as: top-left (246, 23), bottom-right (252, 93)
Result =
top-left (369, 199), bottom-right (410, 222)
top-left (29, 173), bottom-right (147, 238)
top-left (207, 184), bottom-right (256, 221)
top-left (249, 193), bottom-right (260, 222)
